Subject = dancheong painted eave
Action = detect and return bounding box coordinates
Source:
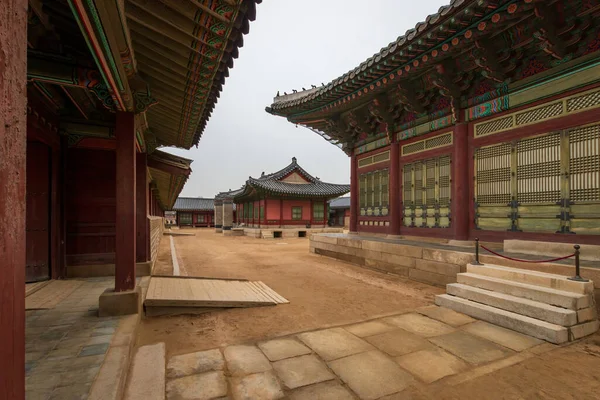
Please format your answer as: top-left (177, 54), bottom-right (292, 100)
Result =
top-left (265, 0), bottom-right (600, 153)
top-left (233, 157), bottom-right (351, 201)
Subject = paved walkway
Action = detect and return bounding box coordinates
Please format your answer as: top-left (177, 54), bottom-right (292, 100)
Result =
top-left (25, 277), bottom-right (121, 400)
top-left (163, 305), bottom-right (562, 400)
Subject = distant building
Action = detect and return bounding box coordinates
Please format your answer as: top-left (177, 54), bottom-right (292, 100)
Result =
top-left (329, 197), bottom-right (350, 228)
top-left (164, 211), bottom-right (177, 226)
top-left (172, 198), bottom-right (215, 228)
top-left (233, 157), bottom-right (350, 229)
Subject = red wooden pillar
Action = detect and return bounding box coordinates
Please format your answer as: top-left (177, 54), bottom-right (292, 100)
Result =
top-left (136, 153), bottom-right (149, 262)
top-left (349, 154), bottom-right (358, 233)
top-left (453, 121), bottom-right (470, 241)
top-left (0, 1), bottom-right (27, 398)
top-left (388, 141), bottom-right (401, 237)
top-left (323, 199), bottom-right (327, 226)
top-left (264, 198), bottom-right (268, 225)
top-left (280, 199), bottom-right (283, 227)
top-left (115, 112), bottom-right (136, 292)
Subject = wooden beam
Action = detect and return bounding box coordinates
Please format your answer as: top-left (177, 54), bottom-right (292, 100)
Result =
top-left (148, 157), bottom-right (191, 177)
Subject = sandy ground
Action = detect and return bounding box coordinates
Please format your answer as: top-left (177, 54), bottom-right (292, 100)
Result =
top-left (137, 229), bottom-right (443, 356)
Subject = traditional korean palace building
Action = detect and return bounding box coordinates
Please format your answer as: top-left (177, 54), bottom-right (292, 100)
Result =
top-left (329, 197), bottom-right (351, 228)
top-left (268, 0), bottom-right (600, 246)
top-left (173, 197), bottom-right (216, 228)
top-left (1, 0), bottom-right (260, 396)
top-left (216, 158), bottom-right (350, 237)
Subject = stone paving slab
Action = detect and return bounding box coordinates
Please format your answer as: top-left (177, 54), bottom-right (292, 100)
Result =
top-left (462, 321), bottom-right (544, 351)
top-left (343, 320), bottom-right (397, 337)
top-left (224, 345), bottom-right (272, 376)
top-left (395, 348), bottom-right (468, 383)
top-left (365, 329), bottom-right (433, 356)
top-left (272, 354), bottom-right (335, 389)
top-left (230, 370), bottom-right (284, 400)
top-left (297, 327), bottom-right (374, 361)
top-left (166, 371), bottom-right (228, 400)
top-left (258, 338), bottom-right (311, 361)
top-left (328, 350), bottom-right (414, 400)
top-left (415, 305), bottom-right (475, 327)
top-left (167, 348), bottom-right (224, 379)
top-left (429, 331), bottom-right (514, 365)
top-left (383, 313), bottom-right (456, 338)
top-left (288, 381), bottom-right (355, 400)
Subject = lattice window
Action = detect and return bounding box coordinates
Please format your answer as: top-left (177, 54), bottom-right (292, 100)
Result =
top-left (179, 212), bottom-right (192, 225)
top-left (425, 159), bottom-right (436, 206)
top-left (566, 90), bottom-right (600, 113)
top-left (292, 207), bottom-right (302, 220)
top-left (366, 173), bottom-right (374, 207)
top-left (402, 141), bottom-right (425, 156)
top-left (439, 156), bottom-right (451, 206)
top-left (515, 102), bottom-right (563, 126)
top-left (403, 165), bottom-right (413, 206)
top-left (475, 143), bottom-right (512, 205)
top-left (475, 116), bottom-right (514, 137)
top-left (414, 163), bottom-right (423, 206)
top-left (373, 152), bottom-right (390, 164)
top-left (358, 156), bottom-right (372, 168)
top-left (517, 133), bottom-right (561, 204)
top-left (570, 124), bottom-right (600, 202)
top-left (381, 169), bottom-right (389, 207)
top-left (425, 132), bottom-right (453, 150)
top-left (313, 202), bottom-right (324, 220)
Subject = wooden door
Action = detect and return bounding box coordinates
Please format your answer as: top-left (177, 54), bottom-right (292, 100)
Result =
top-left (26, 142), bottom-right (50, 282)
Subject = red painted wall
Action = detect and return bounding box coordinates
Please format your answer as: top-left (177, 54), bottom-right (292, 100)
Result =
top-left (66, 149), bottom-right (116, 264)
top-left (266, 199), bottom-right (280, 220)
top-left (282, 200), bottom-right (311, 220)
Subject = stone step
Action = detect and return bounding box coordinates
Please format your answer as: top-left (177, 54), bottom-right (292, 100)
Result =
top-left (446, 283), bottom-right (578, 326)
top-left (466, 263), bottom-right (593, 295)
top-left (457, 273), bottom-right (590, 310)
top-left (435, 294), bottom-right (569, 344)
top-left (124, 342), bottom-right (166, 400)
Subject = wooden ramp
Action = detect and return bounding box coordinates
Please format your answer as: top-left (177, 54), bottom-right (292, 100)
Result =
top-left (26, 280), bottom-right (83, 310)
top-left (144, 276), bottom-right (288, 317)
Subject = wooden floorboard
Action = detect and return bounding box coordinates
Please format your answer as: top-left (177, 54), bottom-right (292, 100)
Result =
top-left (25, 280), bottom-right (84, 310)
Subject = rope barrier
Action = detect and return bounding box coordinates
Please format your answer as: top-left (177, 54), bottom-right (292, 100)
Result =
top-left (480, 245), bottom-right (575, 264)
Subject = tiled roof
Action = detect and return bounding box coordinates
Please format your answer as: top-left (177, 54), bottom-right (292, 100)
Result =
top-left (173, 197), bottom-right (214, 211)
top-left (329, 197), bottom-right (351, 209)
top-left (267, 0), bottom-right (467, 112)
top-left (233, 157), bottom-right (350, 199)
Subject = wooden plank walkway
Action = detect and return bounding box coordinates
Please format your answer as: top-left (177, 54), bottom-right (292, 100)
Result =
top-left (26, 280), bottom-right (84, 310)
top-left (144, 276), bottom-right (289, 309)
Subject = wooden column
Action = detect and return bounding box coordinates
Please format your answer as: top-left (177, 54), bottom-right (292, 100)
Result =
top-left (280, 199), bottom-right (283, 227)
top-left (453, 121), bottom-right (470, 241)
top-left (115, 112), bottom-right (136, 292)
top-left (264, 198), bottom-right (268, 225)
top-left (323, 198), bottom-right (328, 226)
top-left (59, 136), bottom-right (68, 278)
top-left (388, 142), bottom-right (401, 236)
top-left (136, 153), bottom-right (149, 262)
top-left (349, 154), bottom-right (358, 233)
top-left (0, 1), bottom-right (27, 398)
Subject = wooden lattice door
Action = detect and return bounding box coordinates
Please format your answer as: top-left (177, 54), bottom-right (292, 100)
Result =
top-left (26, 142), bottom-right (51, 282)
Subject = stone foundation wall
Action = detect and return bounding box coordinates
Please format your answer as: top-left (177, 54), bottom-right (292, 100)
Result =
top-left (309, 235), bottom-right (473, 287)
top-left (149, 216), bottom-right (164, 263)
top-left (242, 227), bottom-right (344, 239)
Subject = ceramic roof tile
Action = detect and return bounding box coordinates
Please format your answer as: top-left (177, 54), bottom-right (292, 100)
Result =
top-left (173, 197), bottom-right (215, 211)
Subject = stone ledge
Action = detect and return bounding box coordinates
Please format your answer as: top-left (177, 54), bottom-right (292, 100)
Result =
top-left (99, 286), bottom-right (141, 317)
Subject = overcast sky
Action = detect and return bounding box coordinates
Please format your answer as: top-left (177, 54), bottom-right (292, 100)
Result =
top-left (164, 0), bottom-right (448, 198)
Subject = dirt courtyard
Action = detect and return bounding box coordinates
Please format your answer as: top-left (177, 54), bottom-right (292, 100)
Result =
top-left (138, 229), bottom-right (443, 356)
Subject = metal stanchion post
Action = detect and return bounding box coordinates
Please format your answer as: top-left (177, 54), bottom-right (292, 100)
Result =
top-left (472, 238), bottom-right (482, 265)
top-left (568, 245), bottom-right (589, 282)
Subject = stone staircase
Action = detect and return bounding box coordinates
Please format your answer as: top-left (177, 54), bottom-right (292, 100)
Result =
top-left (435, 263), bottom-right (599, 344)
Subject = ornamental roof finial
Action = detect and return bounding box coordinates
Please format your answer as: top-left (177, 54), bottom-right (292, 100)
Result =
top-left (292, 157), bottom-right (297, 163)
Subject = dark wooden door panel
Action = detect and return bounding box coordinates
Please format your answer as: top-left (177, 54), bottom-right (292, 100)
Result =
top-left (26, 142), bottom-right (50, 283)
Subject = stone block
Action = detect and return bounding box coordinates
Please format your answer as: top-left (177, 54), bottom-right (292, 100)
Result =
top-left (288, 381), bottom-right (354, 400)
top-left (408, 269), bottom-right (456, 287)
top-left (467, 263), bottom-right (594, 295)
top-left (415, 259), bottom-right (461, 276)
top-left (364, 259), bottom-right (410, 276)
top-left (167, 349), bottom-right (224, 379)
top-left (297, 327), bottom-right (373, 361)
top-left (382, 313), bottom-right (455, 338)
top-left (272, 354), bottom-right (334, 389)
top-left (310, 235), bottom-right (338, 245)
top-left (222, 230), bottom-right (233, 236)
top-left (429, 331), bottom-right (513, 365)
top-left (344, 320), bottom-right (397, 338)
top-left (166, 371), bottom-right (227, 400)
top-left (462, 321), bottom-right (543, 352)
top-left (569, 320), bottom-right (600, 340)
top-left (123, 342), bottom-right (165, 400)
top-left (395, 348), bottom-right (467, 383)
top-left (337, 237), bottom-right (362, 249)
top-left (447, 283), bottom-right (578, 326)
top-left (224, 345), bottom-right (271, 376)
top-left (328, 350), bottom-right (414, 400)
top-left (362, 241), bottom-right (423, 258)
top-left (365, 329), bottom-right (432, 356)
top-left (98, 287), bottom-right (141, 317)
top-left (414, 306), bottom-right (475, 327)
top-left (577, 307), bottom-right (597, 323)
top-left (422, 248), bottom-right (473, 267)
top-left (314, 248), bottom-right (365, 266)
top-left (435, 294), bottom-right (569, 344)
top-left (88, 346), bottom-right (129, 400)
top-left (457, 273), bottom-right (590, 310)
top-left (230, 370), bottom-right (284, 400)
top-left (504, 239), bottom-right (600, 262)
top-left (257, 338), bottom-right (311, 362)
